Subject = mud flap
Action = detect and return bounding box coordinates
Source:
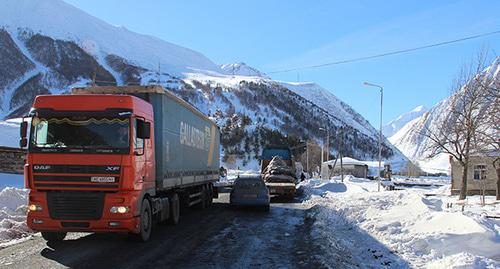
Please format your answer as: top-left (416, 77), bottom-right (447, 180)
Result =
top-left (213, 186), bottom-right (219, 198)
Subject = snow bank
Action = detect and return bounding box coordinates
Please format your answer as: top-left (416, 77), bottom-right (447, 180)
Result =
top-left (301, 176), bottom-right (500, 268)
top-left (0, 187), bottom-right (30, 247)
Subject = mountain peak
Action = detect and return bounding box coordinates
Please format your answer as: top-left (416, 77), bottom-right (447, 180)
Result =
top-left (383, 105), bottom-right (428, 138)
top-left (219, 62), bottom-right (270, 78)
top-left (411, 105), bottom-right (426, 113)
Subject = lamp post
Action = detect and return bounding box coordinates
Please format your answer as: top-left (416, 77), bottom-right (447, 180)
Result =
top-left (363, 82), bottom-right (383, 192)
top-left (319, 127), bottom-right (329, 179)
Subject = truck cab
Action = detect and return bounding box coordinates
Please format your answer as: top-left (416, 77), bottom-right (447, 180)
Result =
top-left (22, 94), bottom-right (155, 240)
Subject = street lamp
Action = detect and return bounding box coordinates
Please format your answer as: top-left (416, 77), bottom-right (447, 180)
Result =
top-left (319, 127), bottom-right (329, 179)
top-left (363, 82), bottom-right (383, 192)
top-left (319, 127), bottom-right (329, 161)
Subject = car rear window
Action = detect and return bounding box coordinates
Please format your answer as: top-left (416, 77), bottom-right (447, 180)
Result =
top-left (235, 178), bottom-right (264, 188)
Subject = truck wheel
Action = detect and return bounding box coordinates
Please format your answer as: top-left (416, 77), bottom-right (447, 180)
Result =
top-left (41, 231), bottom-right (67, 243)
top-left (133, 199), bottom-right (152, 242)
top-left (168, 193), bottom-right (180, 225)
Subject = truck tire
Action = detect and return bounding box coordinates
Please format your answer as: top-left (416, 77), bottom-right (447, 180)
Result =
top-left (41, 231), bottom-right (66, 243)
top-left (132, 198), bottom-right (152, 242)
top-left (168, 193), bottom-right (180, 225)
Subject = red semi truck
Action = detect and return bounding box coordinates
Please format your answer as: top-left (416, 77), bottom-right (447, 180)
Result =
top-left (20, 86), bottom-right (220, 242)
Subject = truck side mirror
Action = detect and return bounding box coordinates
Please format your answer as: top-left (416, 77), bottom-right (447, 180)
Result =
top-left (137, 120), bottom-right (151, 139)
top-left (19, 121), bottom-right (28, 148)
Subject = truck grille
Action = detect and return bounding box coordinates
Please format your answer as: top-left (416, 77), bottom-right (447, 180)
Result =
top-left (47, 191), bottom-right (105, 220)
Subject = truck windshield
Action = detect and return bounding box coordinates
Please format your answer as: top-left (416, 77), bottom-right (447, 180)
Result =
top-left (29, 116), bottom-right (130, 154)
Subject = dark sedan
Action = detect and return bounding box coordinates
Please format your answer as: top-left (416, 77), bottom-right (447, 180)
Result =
top-left (230, 175), bottom-right (270, 211)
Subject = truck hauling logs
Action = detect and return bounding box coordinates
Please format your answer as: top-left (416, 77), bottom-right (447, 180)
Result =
top-left (260, 148), bottom-right (297, 199)
top-left (20, 85), bottom-right (220, 242)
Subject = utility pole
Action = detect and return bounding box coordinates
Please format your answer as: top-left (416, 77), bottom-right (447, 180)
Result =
top-left (363, 82), bottom-right (384, 192)
top-left (306, 142), bottom-right (309, 174)
top-left (326, 129), bottom-right (330, 162)
top-left (157, 62), bottom-right (161, 85)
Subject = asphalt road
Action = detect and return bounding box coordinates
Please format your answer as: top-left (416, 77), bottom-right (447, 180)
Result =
top-left (0, 192), bottom-right (327, 269)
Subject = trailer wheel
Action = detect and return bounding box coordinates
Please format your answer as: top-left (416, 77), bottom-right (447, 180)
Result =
top-left (132, 198), bottom-right (152, 242)
top-left (41, 231), bottom-right (66, 243)
top-left (168, 193), bottom-right (180, 225)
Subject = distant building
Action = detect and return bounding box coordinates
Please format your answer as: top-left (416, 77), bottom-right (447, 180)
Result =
top-left (450, 155), bottom-right (498, 195)
top-left (321, 157), bottom-right (368, 179)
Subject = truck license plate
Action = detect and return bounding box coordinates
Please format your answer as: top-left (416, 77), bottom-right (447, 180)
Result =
top-left (91, 176), bottom-right (115, 183)
top-left (243, 194), bottom-right (257, 198)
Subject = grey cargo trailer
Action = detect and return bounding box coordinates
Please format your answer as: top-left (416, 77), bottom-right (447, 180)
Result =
top-left (72, 86), bottom-right (220, 191)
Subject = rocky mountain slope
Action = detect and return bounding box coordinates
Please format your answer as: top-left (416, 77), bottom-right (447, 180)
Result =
top-left (0, 0), bottom-right (408, 169)
top-left (389, 57), bottom-right (499, 173)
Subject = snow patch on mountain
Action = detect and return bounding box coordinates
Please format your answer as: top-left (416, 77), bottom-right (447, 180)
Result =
top-left (220, 63), bottom-right (270, 79)
top-left (383, 105), bottom-right (427, 138)
top-left (0, 120), bottom-right (21, 148)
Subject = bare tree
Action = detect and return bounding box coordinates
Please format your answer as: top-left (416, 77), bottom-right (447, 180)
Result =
top-left (422, 53), bottom-right (497, 200)
top-left (473, 56), bottom-right (500, 200)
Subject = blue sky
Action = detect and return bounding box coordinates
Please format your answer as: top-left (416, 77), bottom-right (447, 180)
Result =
top-left (64, 0), bottom-right (500, 127)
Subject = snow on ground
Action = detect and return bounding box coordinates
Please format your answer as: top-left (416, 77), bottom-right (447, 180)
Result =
top-left (0, 187), bottom-right (29, 247)
top-left (300, 176), bottom-right (500, 268)
top-left (392, 175), bottom-right (450, 186)
top-left (0, 173), bottom-right (31, 247)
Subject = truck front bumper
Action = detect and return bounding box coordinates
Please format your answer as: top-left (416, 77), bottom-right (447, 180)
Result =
top-left (27, 190), bottom-right (142, 233)
top-left (28, 215), bottom-right (140, 233)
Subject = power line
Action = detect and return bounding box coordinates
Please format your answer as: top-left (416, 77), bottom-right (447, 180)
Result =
top-left (268, 30), bottom-right (500, 74)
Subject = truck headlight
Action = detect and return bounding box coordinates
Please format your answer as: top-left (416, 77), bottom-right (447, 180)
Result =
top-left (110, 206), bottom-right (129, 214)
top-left (28, 204), bottom-right (43, 212)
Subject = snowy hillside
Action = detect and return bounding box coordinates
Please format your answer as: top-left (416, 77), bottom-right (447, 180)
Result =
top-left (0, 0), bottom-right (409, 168)
top-left (0, 120), bottom-right (20, 148)
top-left (389, 58), bottom-right (500, 173)
top-left (220, 63), bottom-right (270, 79)
top-left (383, 105), bottom-right (427, 138)
top-left (0, 0), bottom-right (220, 75)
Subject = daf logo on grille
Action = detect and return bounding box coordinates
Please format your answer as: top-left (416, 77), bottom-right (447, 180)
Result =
top-left (91, 176), bottom-right (115, 183)
top-left (34, 165), bottom-right (51, 170)
top-left (106, 166), bottom-right (120, 172)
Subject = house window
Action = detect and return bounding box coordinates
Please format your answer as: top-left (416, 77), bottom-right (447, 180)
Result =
top-left (473, 164), bottom-right (486, 180)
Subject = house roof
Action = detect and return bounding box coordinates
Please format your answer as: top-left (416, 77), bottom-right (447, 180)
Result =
top-left (323, 157), bottom-right (367, 166)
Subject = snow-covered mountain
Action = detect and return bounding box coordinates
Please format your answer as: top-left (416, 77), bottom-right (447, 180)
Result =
top-left (220, 63), bottom-right (270, 79)
top-left (0, 0), bottom-right (220, 75)
top-left (0, 0), bottom-right (408, 169)
top-left (383, 105), bottom-right (428, 138)
top-left (389, 58), bottom-right (499, 173)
